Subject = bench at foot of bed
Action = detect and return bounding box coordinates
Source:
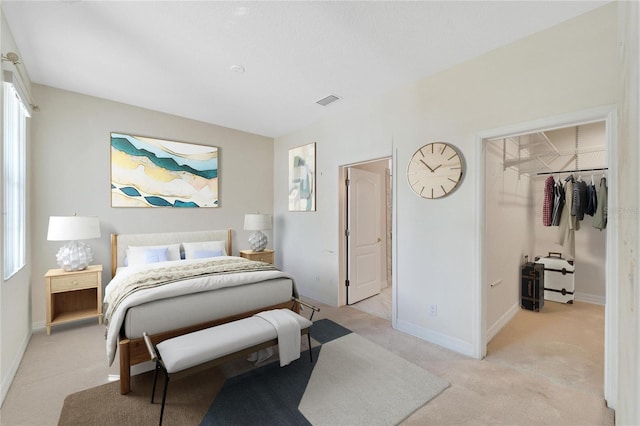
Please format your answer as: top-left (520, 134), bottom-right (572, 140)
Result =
top-left (117, 299), bottom-right (309, 395)
top-left (144, 304), bottom-right (318, 425)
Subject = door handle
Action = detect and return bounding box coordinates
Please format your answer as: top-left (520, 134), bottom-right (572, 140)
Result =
top-left (377, 237), bottom-right (382, 243)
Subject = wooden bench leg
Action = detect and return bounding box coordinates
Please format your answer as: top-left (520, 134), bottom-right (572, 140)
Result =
top-left (119, 339), bottom-right (131, 395)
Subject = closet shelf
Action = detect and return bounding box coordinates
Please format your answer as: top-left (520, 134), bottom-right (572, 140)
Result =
top-left (500, 131), bottom-right (606, 176)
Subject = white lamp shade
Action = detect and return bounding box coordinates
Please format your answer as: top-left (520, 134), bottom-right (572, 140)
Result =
top-left (244, 214), bottom-right (272, 231)
top-left (47, 216), bottom-right (101, 241)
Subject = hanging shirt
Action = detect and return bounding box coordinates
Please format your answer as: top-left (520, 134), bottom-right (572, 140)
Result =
top-left (593, 177), bottom-right (608, 230)
top-left (571, 180), bottom-right (588, 220)
top-left (557, 176), bottom-right (579, 258)
top-left (542, 176), bottom-right (555, 226)
top-left (585, 183), bottom-right (597, 216)
top-left (551, 179), bottom-right (565, 226)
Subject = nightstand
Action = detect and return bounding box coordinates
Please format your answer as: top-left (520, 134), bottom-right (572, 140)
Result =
top-left (45, 265), bottom-right (103, 335)
top-left (239, 249), bottom-right (274, 264)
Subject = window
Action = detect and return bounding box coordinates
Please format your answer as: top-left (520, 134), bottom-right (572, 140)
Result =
top-left (3, 80), bottom-right (29, 279)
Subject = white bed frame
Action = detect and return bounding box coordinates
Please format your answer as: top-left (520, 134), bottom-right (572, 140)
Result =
top-left (110, 229), bottom-right (298, 395)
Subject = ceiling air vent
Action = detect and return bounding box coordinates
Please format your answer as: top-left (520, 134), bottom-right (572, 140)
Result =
top-left (316, 94), bottom-right (341, 106)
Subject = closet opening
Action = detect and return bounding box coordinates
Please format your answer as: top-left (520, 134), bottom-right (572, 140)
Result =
top-left (479, 112), bottom-right (616, 408)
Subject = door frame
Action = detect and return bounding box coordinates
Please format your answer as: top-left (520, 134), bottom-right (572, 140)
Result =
top-left (474, 105), bottom-right (618, 408)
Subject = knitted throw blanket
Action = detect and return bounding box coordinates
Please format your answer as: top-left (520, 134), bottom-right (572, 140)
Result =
top-left (103, 258), bottom-right (277, 326)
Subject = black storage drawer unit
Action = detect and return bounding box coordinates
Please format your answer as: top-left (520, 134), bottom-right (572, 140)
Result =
top-left (521, 262), bottom-right (544, 311)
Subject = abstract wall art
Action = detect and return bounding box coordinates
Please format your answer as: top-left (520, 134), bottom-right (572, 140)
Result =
top-left (110, 133), bottom-right (219, 208)
top-left (288, 142), bottom-right (315, 211)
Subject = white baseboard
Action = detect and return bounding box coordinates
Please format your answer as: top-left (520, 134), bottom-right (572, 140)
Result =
top-left (32, 320), bottom-right (46, 332)
top-left (487, 302), bottom-right (521, 342)
top-left (299, 290), bottom-right (336, 308)
top-left (575, 292), bottom-right (606, 305)
top-left (396, 319), bottom-right (475, 358)
top-left (1, 330), bottom-right (31, 406)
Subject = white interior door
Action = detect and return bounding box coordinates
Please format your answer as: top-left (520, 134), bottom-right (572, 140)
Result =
top-left (347, 167), bottom-right (383, 304)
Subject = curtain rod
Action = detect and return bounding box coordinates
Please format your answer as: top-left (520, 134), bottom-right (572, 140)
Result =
top-left (536, 167), bottom-right (608, 176)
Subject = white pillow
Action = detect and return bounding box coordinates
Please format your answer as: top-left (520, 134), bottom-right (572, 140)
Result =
top-left (192, 248), bottom-right (223, 259)
top-left (126, 243), bottom-right (181, 266)
top-left (182, 240), bottom-right (227, 259)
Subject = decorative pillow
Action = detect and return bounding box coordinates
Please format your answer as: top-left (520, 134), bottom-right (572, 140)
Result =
top-left (182, 240), bottom-right (227, 259)
top-left (192, 249), bottom-right (223, 259)
top-left (126, 243), bottom-right (181, 266)
top-left (143, 247), bottom-right (169, 264)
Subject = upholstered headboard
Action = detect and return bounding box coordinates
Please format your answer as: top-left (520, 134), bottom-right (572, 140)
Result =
top-left (110, 229), bottom-right (232, 278)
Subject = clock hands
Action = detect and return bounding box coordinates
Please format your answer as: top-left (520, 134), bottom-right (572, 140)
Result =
top-left (419, 159), bottom-right (443, 173)
top-left (420, 159), bottom-right (434, 172)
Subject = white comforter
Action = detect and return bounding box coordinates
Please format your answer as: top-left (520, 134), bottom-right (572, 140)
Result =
top-left (104, 256), bottom-right (294, 365)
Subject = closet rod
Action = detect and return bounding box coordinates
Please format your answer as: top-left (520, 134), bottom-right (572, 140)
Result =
top-left (536, 167), bottom-right (608, 176)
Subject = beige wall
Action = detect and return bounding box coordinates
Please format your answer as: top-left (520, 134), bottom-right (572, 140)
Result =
top-left (484, 139), bottom-right (533, 338)
top-left (29, 85), bottom-right (275, 329)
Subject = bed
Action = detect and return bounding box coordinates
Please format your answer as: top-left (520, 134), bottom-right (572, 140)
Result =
top-left (105, 229), bottom-right (298, 395)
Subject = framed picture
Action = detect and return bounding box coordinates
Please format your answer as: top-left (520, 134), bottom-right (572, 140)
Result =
top-left (110, 133), bottom-right (219, 208)
top-left (288, 142), bottom-right (316, 211)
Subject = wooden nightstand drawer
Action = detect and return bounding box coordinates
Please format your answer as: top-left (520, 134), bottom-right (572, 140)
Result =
top-left (252, 252), bottom-right (274, 263)
top-left (240, 249), bottom-right (274, 264)
top-left (50, 272), bottom-right (98, 292)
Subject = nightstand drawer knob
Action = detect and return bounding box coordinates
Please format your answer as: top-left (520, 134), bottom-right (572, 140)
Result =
top-left (72, 280), bottom-right (78, 285)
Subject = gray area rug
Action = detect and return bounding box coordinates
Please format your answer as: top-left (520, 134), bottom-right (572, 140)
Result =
top-left (59, 320), bottom-right (449, 425)
top-left (203, 319), bottom-right (449, 425)
top-left (298, 332), bottom-right (449, 425)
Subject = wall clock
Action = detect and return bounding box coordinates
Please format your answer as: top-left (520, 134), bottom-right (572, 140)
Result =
top-left (406, 142), bottom-right (464, 199)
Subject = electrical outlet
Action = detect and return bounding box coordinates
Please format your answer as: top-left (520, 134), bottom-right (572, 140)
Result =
top-left (429, 304), bottom-right (438, 317)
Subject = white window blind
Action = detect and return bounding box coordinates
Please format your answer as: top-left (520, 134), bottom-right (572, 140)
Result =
top-left (3, 81), bottom-right (29, 279)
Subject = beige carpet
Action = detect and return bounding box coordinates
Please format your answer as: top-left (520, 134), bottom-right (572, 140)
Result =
top-left (486, 300), bottom-right (605, 397)
top-left (57, 369), bottom-right (220, 425)
top-left (351, 285), bottom-right (392, 320)
top-left (404, 301), bottom-right (611, 425)
top-left (0, 299), bottom-right (614, 426)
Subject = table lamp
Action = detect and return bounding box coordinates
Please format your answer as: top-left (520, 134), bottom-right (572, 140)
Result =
top-left (47, 215), bottom-right (101, 271)
top-left (244, 214), bottom-right (272, 252)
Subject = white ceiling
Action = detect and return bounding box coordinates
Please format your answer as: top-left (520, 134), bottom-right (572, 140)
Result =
top-left (2, 1), bottom-right (609, 138)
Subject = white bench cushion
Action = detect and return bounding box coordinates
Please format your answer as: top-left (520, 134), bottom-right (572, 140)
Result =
top-left (156, 309), bottom-right (312, 373)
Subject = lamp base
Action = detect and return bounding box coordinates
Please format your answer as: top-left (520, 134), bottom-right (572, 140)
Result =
top-left (56, 241), bottom-right (93, 271)
top-left (248, 231), bottom-right (268, 252)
